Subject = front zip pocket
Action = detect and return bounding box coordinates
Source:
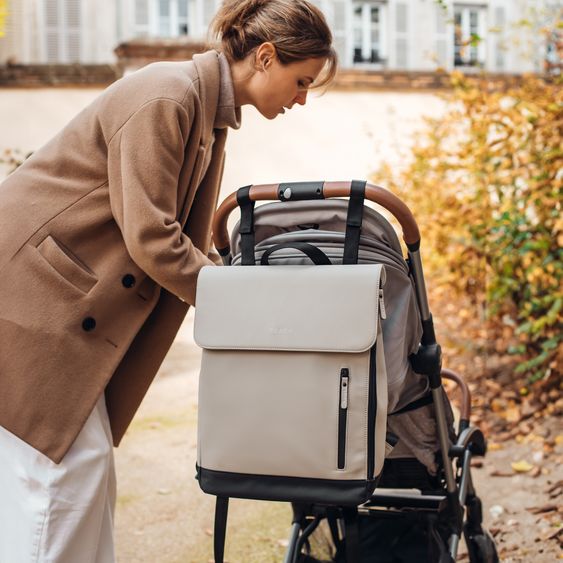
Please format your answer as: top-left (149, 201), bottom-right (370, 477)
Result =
top-left (337, 368), bottom-right (349, 469)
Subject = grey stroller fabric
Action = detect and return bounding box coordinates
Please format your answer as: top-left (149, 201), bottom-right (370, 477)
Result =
top-left (230, 199), bottom-right (453, 474)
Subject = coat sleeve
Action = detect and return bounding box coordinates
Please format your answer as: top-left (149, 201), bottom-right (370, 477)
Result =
top-left (107, 97), bottom-right (214, 306)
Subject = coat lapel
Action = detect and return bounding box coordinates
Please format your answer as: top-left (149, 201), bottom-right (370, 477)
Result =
top-left (177, 51), bottom-right (222, 227)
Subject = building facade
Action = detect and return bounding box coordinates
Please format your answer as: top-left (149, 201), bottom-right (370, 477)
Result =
top-left (0, 0), bottom-right (558, 73)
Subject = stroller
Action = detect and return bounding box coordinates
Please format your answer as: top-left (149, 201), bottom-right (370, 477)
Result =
top-left (204, 180), bottom-right (498, 563)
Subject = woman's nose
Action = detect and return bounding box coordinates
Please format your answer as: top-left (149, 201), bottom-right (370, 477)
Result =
top-left (295, 90), bottom-right (308, 106)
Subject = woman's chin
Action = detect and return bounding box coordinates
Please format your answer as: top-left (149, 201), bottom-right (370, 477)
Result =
top-left (258, 106), bottom-right (284, 120)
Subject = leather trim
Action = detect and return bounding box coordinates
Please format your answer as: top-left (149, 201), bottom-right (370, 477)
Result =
top-left (197, 466), bottom-right (378, 506)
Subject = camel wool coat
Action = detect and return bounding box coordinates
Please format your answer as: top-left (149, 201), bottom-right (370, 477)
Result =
top-left (0, 50), bottom-right (240, 463)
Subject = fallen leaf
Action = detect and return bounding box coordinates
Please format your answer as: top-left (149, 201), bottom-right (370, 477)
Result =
top-left (526, 504), bottom-right (559, 515)
top-left (530, 466), bottom-right (541, 477)
top-left (488, 442), bottom-right (504, 451)
top-left (489, 505), bottom-right (505, 519)
top-left (490, 469), bottom-right (514, 477)
top-left (157, 488), bottom-right (171, 495)
top-left (511, 460), bottom-right (534, 473)
top-left (546, 480), bottom-right (563, 495)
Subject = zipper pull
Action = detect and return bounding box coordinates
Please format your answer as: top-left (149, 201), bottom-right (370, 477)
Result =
top-left (340, 370), bottom-right (349, 410)
top-left (379, 288), bottom-right (387, 319)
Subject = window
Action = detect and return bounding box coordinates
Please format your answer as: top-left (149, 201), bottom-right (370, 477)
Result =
top-left (133, 0), bottom-right (190, 38)
top-left (454, 5), bottom-right (486, 67)
top-left (353, 1), bottom-right (386, 65)
top-left (44, 0), bottom-right (81, 63)
top-left (177, 0), bottom-right (188, 35)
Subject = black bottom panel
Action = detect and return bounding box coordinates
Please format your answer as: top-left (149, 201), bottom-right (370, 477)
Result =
top-left (197, 466), bottom-right (378, 506)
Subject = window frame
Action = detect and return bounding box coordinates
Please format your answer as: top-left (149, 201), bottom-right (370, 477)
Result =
top-left (453, 3), bottom-right (487, 69)
top-left (351, 0), bottom-right (388, 68)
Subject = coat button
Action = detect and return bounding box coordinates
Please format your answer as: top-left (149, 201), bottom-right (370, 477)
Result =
top-left (122, 274), bottom-right (136, 288)
top-left (82, 317), bottom-right (96, 332)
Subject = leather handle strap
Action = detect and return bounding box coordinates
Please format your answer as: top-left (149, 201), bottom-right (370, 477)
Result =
top-left (343, 180), bottom-right (366, 264)
top-left (260, 242), bottom-right (332, 266)
top-left (236, 185), bottom-right (255, 266)
top-left (342, 507), bottom-right (360, 563)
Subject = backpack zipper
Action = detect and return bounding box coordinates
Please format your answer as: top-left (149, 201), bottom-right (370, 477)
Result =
top-left (337, 368), bottom-right (349, 469)
top-left (367, 344), bottom-right (377, 479)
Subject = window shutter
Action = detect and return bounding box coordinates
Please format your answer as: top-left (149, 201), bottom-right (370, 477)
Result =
top-left (435, 3), bottom-right (448, 68)
top-left (65, 0), bottom-right (81, 61)
top-left (494, 6), bottom-right (505, 70)
top-left (44, 0), bottom-right (82, 63)
top-left (159, 0), bottom-right (171, 36)
top-left (134, 0), bottom-right (150, 36)
top-left (396, 2), bottom-right (407, 33)
top-left (45, 0), bottom-right (60, 62)
top-left (331, 0), bottom-right (347, 66)
top-left (395, 2), bottom-right (408, 69)
top-left (202, 0), bottom-right (217, 29)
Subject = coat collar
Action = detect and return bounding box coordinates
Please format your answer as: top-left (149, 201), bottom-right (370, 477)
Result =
top-left (191, 50), bottom-right (241, 143)
top-left (215, 53), bottom-right (241, 130)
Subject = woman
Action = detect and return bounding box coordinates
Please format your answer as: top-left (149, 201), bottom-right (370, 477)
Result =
top-left (0, 0), bottom-right (337, 560)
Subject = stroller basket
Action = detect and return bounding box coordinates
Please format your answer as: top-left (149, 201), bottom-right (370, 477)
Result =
top-left (194, 180), bottom-right (497, 563)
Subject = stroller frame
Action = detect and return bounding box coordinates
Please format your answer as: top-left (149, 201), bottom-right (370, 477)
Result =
top-left (210, 180), bottom-right (497, 563)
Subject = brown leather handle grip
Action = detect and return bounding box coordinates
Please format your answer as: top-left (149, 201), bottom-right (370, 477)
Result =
top-left (212, 181), bottom-right (421, 252)
top-left (441, 368), bottom-right (471, 421)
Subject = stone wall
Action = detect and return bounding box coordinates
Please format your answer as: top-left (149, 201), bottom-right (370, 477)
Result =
top-left (113, 38), bottom-right (209, 73)
top-left (333, 69), bottom-right (526, 91)
top-left (0, 63), bottom-right (120, 87)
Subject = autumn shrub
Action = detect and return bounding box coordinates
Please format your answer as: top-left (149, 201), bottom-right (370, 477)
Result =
top-left (378, 73), bottom-right (562, 384)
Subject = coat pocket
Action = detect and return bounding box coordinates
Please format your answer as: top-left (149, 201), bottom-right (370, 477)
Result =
top-left (36, 235), bottom-right (97, 294)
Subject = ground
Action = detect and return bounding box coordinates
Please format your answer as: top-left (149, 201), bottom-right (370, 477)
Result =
top-left (113, 315), bottom-right (562, 563)
top-left (1, 88), bottom-right (560, 562)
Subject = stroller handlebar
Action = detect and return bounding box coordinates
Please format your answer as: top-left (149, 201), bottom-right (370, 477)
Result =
top-left (212, 181), bottom-right (421, 253)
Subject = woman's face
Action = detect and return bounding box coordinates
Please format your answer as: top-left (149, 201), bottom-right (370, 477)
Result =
top-left (249, 53), bottom-right (327, 120)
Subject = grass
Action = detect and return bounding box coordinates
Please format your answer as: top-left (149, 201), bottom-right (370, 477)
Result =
top-left (177, 500), bottom-right (292, 563)
top-left (128, 410), bottom-right (197, 433)
top-left (178, 499), bottom-right (336, 563)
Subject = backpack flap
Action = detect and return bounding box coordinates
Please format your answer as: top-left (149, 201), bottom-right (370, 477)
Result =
top-left (194, 264), bottom-right (386, 353)
top-left (194, 264), bottom-right (388, 506)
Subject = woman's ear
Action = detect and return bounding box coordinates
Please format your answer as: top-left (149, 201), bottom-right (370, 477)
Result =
top-left (255, 42), bottom-right (277, 71)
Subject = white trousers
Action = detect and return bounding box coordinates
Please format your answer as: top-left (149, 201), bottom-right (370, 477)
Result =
top-left (0, 396), bottom-right (116, 563)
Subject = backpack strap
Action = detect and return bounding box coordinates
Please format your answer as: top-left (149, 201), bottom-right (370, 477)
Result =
top-left (214, 496), bottom-right (229, 563)
top-left (389, 393), bottom-right (434, 416)
top-left (342, 506), bottom-right (360, 563)
top-left (236, 185), bottom-right (255, 266)
top-left (343, 180), bottom-right (366, 265)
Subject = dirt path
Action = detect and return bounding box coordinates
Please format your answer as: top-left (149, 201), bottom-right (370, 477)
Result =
top-left (114, 313), bottom-right (562, 562)
top-left (114, 312), bottom-right (295, 563)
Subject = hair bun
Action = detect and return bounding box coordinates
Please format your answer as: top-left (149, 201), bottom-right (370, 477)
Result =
top-left (210, 0), bottom-right (337, 89)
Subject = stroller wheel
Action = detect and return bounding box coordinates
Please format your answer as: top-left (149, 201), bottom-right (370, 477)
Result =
top-left (465, 530), bottom-right (499, 563)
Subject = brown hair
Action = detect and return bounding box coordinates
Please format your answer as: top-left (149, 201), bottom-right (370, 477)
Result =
top-left (210, 0), bottom-right (337, 88)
